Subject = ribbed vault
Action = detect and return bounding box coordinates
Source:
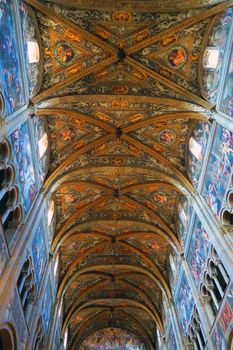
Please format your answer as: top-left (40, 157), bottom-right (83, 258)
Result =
top-left (24, 0), bottom-right (232, 347)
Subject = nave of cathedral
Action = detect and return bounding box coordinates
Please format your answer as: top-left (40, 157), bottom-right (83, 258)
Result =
top-left (0, 0), bottom-right (233, 349)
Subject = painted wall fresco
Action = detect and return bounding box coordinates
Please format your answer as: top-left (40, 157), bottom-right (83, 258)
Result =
top-left (202, 125), bottom-right (233, 217)
top-left (0, 230), bottom-right (8, 278)
top-left (169, 253), bottom-right (181, 297)
top-left (80, 328), bottom-right (145, 350)
top-left (52, 302), bottom-right (63, 350)
top-left (201, 8), bottom-right (233, 104)
top-left (53, 326), bottom-right (61, 350)
top-left (167, 323), bottom-right (178, 350)
top-left (46, 198), bottom-right (55, 247)
top-left (220, 42), bottom-right (233, 117)
top-left (10, 290), bottom-right (27, 346)
top-left (176, 196), bottom-right (193, 248)
top-left (176, 271), bottom-right (194, 336)
top-left (187, 217), bottom-right (210, 287)
top-left (19, 1), bottom-right (42, 97)
top-left (31, 223), bottom-right (47, 286)
top-left (10, 121), bottom-right (37, 214)
top-left (187, 122), bottom-right (211, 189)
top-left (51, 254), bottom-right (59, 296)
top-left (0, 0), bottom-right (26, 115)
top-left (42, 280), bottom-right (53, 334)
top-left (162, 297), bottom-right (171, 331)
top-left (212, 283), bottom-right (233, 350)
top-left (32, 116), bottom-right (49, 185)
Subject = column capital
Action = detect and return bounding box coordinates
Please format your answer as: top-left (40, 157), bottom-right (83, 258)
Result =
top-left (0, 118), bottom-right (6, 127)
top-left (179, 252), bottom-right (185, 261)
top-left (28, 102), bottom-right (36, 115)
top-left (199, 294), bottom-right (211, 305)
top-left (222, 225), bottom-right (233, 235)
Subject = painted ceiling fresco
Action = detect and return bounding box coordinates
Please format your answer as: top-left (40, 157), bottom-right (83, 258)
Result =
top-left (23, 0), bottom-right (233, 347)
top-left (79, 328), bottom-right (145, 350)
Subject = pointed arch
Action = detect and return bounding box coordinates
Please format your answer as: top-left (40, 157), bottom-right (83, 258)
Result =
top-left (58, 261), bottom-right (171, 306)
top-left (71, 310), bottom-right (154, 350)
top-left (63, 278), bottom-right (162, 333)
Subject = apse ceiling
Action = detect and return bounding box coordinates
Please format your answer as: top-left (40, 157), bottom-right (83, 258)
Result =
top-left (25, 0), bottom-right (231, 348)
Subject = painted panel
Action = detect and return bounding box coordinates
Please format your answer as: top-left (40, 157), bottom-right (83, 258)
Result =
top-left (80, 328), bottom-right (145, 350)
top-left (202, 125), bottom-right (233, 216)
top-left (53, 302), bottom-right (63, 350)
top-left (0, 0), bottom-right (26, 115)
top-left (51, 255), bottom-right (59, 296)
top-left (176, 272), bottom-right (194, 336)
top-left (162, 297), bottom-right (171, 330)
top-left (10, 289), bottom-right (27, 346)
top-left (10, 121), bottom-right (37, 214)
top-left (187, 122), bottom-right (211, 189)
top-left (42, 281), bottom-right (53, 334)
top-left (53, 326), bottom-right (61, 350)
top-left (176, 196), bottom-right (192, 248)
top-left (31, 223), bottom-right (47, 286)
top-left (32, 116), bottom-right (49, 185)
top-left (212, 323), bottom-right (227, 350)
top-left (19, 1), bottom-right (41, 98)
top-left (169, 253), bottom-right (181, 297)
top-left (0, 230), bottom-right (8, 278)
top-left (212, 283), bottom-right (233, 350)
top-left (187, 217), bottom-right (210, 287)
top-left (46, 198), bottom-right (55, 247)
top-left (220, 42), bottom-right (233, 117)
top-left (167, 323), bottom-right (178, 350)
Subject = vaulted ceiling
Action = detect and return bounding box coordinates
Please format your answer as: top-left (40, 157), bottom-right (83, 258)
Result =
top-left (25, 0), bottom-right (231, 348)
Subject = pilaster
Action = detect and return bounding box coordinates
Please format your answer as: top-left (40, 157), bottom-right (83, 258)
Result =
top-left (0, 193), bottom-right (45, 314)
top-left (193, 194), bottom-right (233, 280)
top-left (181, 260), bottom-right (214, 349)
top-left (47, 296), bottom-right (62, 350)
top-left (0, 107), bottom-right (34, 142)
top-left (168, 299), bottom-right (186, 349)
top-left (25, 259), bottom-right (52, 349)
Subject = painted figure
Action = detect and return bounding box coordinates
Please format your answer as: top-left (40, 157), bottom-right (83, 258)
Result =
top-left (176, 272), bottom-right (194, 335)
top-left (159, 129), bottom-right (176, 145)
top-left (219, 300), bottom-right (233, 334)
top-left (168, 47), bottom-right (186, 67)
top-left (31, 224), bottom-right (47, 285)
top-left (153, 192), bottom-right (167, 204)
top-left (10, 122), bottom-right (36, 214)
top-left (60, 126), bottom-right (76, 143)
top-left (187, 218), bottom-right (210, 287)
top-left (80, 328), bottom-right (145, 350)
top-left (0, 0), bottom-right (25, 114)
top-left (55, 41), bottom-right (75, 65)
top-left (203, 126), bottom-right (233, 216)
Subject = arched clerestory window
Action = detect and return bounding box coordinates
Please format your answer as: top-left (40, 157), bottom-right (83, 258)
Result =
top-left (32, 315), bottom-right (45, 350)
top-left (0, 324), bottom-right (17, 350)
top-left (200, 247), bottom-right (229, 323)
top-left (17, 256), bottom-right (37, 324)
top-left (0, 139), bottom-right (22, 244)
